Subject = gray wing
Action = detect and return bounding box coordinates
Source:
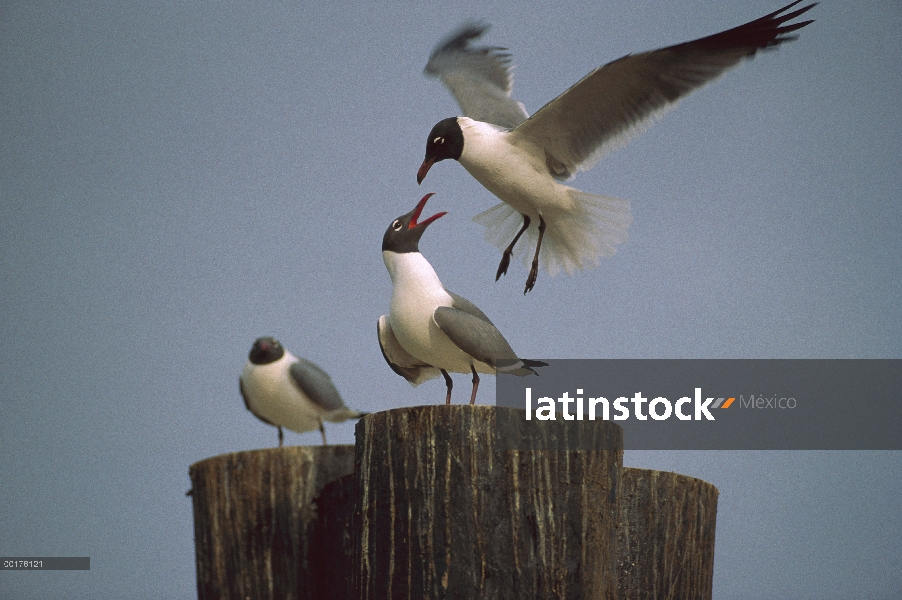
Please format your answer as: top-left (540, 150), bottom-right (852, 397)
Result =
top-left (447, 290), bottom-right (496, 326)
top-left (433, 306), bottom-right (519, 367)
top-left (424, 22), bottom-right (529, 130)
top-left (511, 1), bottom-right (815, 179)
top-left (288, 358), bottom-right (347, 411)
top-left (377, 315), bottom-right (442, 386)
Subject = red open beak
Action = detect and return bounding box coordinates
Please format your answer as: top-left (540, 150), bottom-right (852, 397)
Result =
top-left (409, 193), bottom-right (446, 228)
top-left (417, 156), bottom-right (435, 185)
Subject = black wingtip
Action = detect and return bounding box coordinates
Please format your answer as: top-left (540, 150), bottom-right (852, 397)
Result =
top-left (523, 359), bottom-right (550, 375)
top-left (683, 1), bottom-right (817, 54)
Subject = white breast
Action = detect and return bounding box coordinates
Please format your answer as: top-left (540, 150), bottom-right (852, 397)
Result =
top-left (456, 117), bottom-right (566, 217)
top-left (241, 354), bottom-right (324, 433)
top-left (382, 250), bottom-right (491, 374)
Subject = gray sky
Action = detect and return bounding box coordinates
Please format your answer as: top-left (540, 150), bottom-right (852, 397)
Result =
top-left (1, 1), bottom-right (900, 597)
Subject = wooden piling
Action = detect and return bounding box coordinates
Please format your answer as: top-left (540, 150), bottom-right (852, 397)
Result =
top-left (188, 408), bottom-right (720, 600)
top-left (353, 405), bottom-right (623, 600)
top-left (617, 468), bottom-right (719, 600)
top-left (310, 473), bottom-right (358, 600)
top-left (189, 445), bottom-right (355, 600)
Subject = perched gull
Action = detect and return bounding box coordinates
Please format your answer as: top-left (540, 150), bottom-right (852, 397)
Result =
top-left (378, 193), bottom-right (547, 404)
top-left (418, 2), bottom-right (816, 293)
top-left (240, 337), bottom-right (365, 446)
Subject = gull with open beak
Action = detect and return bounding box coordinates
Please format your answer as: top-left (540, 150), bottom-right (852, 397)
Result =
top-left (378, 193), bottom-right (546, 404)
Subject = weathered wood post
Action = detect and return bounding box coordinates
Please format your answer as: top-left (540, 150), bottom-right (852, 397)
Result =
top-left (188, 411), bottom-right (720, 600)
top-left (310, 473), bottom-right (358, 600)
top-left (617, 468), bottom-right (719, 600)
top-left (352, 405), bottom-right (623, 600)
top-left (189, 446), bottom-right (355, 600)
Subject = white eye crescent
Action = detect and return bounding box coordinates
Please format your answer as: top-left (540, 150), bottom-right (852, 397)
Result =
top-left (433, 137), bottom-right (444, 144)
top-left (392, 219), bottom-right (403, 231)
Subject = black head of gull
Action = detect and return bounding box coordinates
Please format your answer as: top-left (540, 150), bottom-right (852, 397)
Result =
top-left (417, 118), bottom-right (464, 184)
top-left (248, 336), bottom-right (285, 365)
top-left (382, 192), bottom-right (447, 254)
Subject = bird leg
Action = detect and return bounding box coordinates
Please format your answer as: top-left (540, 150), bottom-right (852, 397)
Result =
top-left (441, 369), bottom-right (453, 405)
top-left (277, 426), bottom-right (284, 448)
top-left (496, 214), bottom-right (531, 281)
top-left (469, 366), bottom-right (480, 405)
top-left (524, 215), bottom-right (546, 294)
top-left (319, 420), bottom-right (327, 446)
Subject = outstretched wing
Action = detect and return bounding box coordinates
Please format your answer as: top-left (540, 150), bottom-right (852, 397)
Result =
top-left (425, 21), bottom-right (529, 130)
top-left (377, 315), bottom-right (442, 386)
top-left (512, 1), bottom-right (816, 178)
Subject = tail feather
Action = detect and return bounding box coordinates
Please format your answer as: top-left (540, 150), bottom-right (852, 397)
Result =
top-left (496, 358), bottom-right (549, 376)
top-left (473, 189), bottom-right (632, 277)
top-left (323, 408), bottom-right (368, 423)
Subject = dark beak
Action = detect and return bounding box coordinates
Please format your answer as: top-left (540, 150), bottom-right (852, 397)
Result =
top-left (417, 156), bottom-right (435, 185)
